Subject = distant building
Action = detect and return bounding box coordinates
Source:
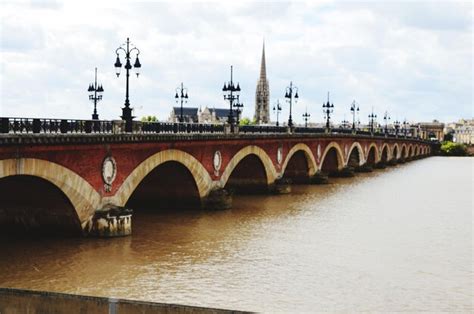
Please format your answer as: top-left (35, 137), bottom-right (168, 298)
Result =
top-left (414, 120), bottom-right (444, 141)
top-left (169, 106), bottom-right (230, 124)
top-left (446, 119), bottom-right (474, 144)
top-left (169, 107), bottom-right (199, 123)
top-left (254, 42), bottom-right (270, 124)
top-left (198, 106), bottom-right (230, 124)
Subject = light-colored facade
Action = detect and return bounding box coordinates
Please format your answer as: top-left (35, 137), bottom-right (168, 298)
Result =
top-left (447, 119), bottom-right (474, 144)
top-left (254, 43), bottom-right (270, 124)
top-left (169, 106), bottom-right (229, 124)
top-left (414, 120), bottom-right (444, 141)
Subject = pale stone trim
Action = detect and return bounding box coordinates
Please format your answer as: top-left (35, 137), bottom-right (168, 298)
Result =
top-left (281, 143), bottom-right (318, 177)
top-left (380, 143), bottom-right (392, 161)
top-left (400, 144), bottom-right (407, 158)
top-left (320, 142), bottom-right (345, 171)
top-left (219, 145), bottom-right (277, 187)
top-left (113, 149), bottom-right (214, 206)
top-left (366, 143), bottom-right (381, 163)
top-left (392, 143), bottom-right (400, 160)
top-left (0, 158), bottom-right (100, 227)
top-left (345, 142), bottom-right (366, 166)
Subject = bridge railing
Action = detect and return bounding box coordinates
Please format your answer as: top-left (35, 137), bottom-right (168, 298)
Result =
top-left (0, 117), bottom-right (421, 140)
top-left (0, 117), bottom-right (113, 134)
top-left (139, 121), bottom-right (224, 134)
top-left (239, 125), bottom-right (288, 134)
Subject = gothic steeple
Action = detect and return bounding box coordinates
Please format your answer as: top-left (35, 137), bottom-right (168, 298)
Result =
top-left (260, 42), bottom-right (267, 80)
top-left (254, 41), bottom-right (270, 124)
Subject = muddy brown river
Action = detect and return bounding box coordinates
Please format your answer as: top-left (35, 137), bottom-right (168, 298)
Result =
top-left (0, 157), bottom-right (472, 312)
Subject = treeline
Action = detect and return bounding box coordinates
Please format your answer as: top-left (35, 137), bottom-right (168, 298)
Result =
top-left (439, 141), bottom-right (469, 156)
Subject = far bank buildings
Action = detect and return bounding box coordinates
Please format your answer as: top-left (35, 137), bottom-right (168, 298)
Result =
top-left (169, 44), bottom-right (270, 124)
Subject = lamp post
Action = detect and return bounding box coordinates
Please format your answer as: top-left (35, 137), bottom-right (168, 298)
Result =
top-left (341, 118), bottom-right (350, 129)
top-left (233, 101), bottom-right (244, 125)
top-left (402, 119), bottom-right (408, 137)
top-left (322, 92), bottom-right (334, 131)
top-left (302, 108), bottom-right (311, 128)
top-left (222, 65), bottom-right (240, 132)
top-left (394, 120), bottom-right (400, 136)
top-left (285, 81), bottom-right (299, 129)
top-left (175, 82), bottom-right (189, 123)
top-left (383, 111), bottom-right (390, 135)
top-left (350, 100), bottom-right (359, 131)
top-left (87, 67), bottom-right (104, 120)
top-left (114, 37), bottom-right (141, 133)
top-left (273, 100), bottom-right (282, 126)
top-left (368, 108), bottom-right (377, 134)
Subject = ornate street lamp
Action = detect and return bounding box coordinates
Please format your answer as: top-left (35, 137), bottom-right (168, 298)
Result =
top-left (341, 117), bottom-right (350, 129)
top-left (222, 65), bottom-right (240, 132)
top-left (402, 119), bottom-right (408, 137)
top-left (285, 81), bottom-right (298, 129)
top-left (87, 67), bottom-right (104, 120)
top-left (273, 100), bottom-right (282, 126)
top-left (302, 108), bottom-right (311, 128)
top-left (322, 92), bottom-right (334, 130)
top-left (114, 37), bottom-right (141, 132)
top-left (175, 82), bottom-right (189, 123)
top-left (383, 111), bottom-right (390, 134)
top-left (350, 100), bottom-right (359, 131)
top-left (233, 101), bottom-right (244, 125)
top-left (394, 120), bottom-right (400, 136)
top-left (368, 108), bottom-right (377, 134)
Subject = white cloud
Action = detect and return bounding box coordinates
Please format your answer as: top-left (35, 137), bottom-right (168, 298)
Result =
top-left (0, 0), bottom-right (472, 124)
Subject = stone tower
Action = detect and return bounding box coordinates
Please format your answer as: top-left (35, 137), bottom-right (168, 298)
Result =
top-left (254, 43), bottom-right (270, 124)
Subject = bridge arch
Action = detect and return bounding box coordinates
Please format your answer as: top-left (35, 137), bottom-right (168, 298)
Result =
top-left (414, 145), bottom-right (419, 156)
top-left (407, 145), bottom-right (413, 158)
top-left (346, 142), bottom-right (365, 167)
top-left (400, 144), bottom-right (407, 160)
top-left (380, 143), bottom-right (391, 163)
top-left (320, 142), bottom-right (345, 174)
top-left (0, 158), bottom-right (100, 232)
top-left (115, 149), bottom-right (213, 207)
top-left (281, 143), bottom-right (317, 181)
top-left (220, 145), bottom-right (277, 190)
top-left (366, 143), bottom-right (380, 166)
top-left (392, 143), bottom-right (400, 161)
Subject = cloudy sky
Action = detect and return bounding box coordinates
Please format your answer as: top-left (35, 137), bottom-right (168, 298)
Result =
top-left (0, 0), bottom-right (472, 125)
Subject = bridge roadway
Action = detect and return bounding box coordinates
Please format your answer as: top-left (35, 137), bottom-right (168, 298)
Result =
top-left (0, 126), bottom-right (433, 237)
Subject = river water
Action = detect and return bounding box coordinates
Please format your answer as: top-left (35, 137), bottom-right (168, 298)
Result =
top-left (0, 157), bottom-right (472, 312)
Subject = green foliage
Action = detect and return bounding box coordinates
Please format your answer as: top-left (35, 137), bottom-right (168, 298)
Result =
top-left (440, 141), bottom-right (467, 156)
top-left (141, 115), bottom-right (157, 122)
top-left (239, 117), bottom-right (251, 126)
top-left (239, 117), bottom-right (257, 126)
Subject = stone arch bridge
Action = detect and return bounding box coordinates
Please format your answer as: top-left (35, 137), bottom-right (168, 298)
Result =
top-left (0, 132), bottom-right (432, 236)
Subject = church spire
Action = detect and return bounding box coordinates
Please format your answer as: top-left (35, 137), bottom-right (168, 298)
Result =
top-left (254, 40), bottom-right (270, 124)
top-left (259, 41), bottom-right (266, 80)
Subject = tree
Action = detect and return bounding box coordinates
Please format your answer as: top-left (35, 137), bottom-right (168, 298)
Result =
top-left (239, 117), bottom-right (251, 126)
top-left (440, 141), bottom-right (467, 156)
top-left (141, 116), bottom-right (157, 122)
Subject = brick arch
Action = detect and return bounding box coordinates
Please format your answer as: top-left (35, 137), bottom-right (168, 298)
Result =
top-left (381, 143), bottom-right (391, 161)
top-left (345, 142), bottom-right (365, 166)
top-left (281, 143), bottom-right (317, 177)
top-left (0, 158), bottom-right (100, 229)
top-left (114, 149), bottom-right (214, 207)
top-left (320, 142), bottom-right (345, 171)
top-left (392, 143), bottom-right (400, 160)
top-left (408, 144), bottom-right (413, 158)
top-left (401, 144), bottom-right (407, 159)
top-left (366, 143), bottom-right (380, 164)
top-left (219, 145), bottom-right (278, 187)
